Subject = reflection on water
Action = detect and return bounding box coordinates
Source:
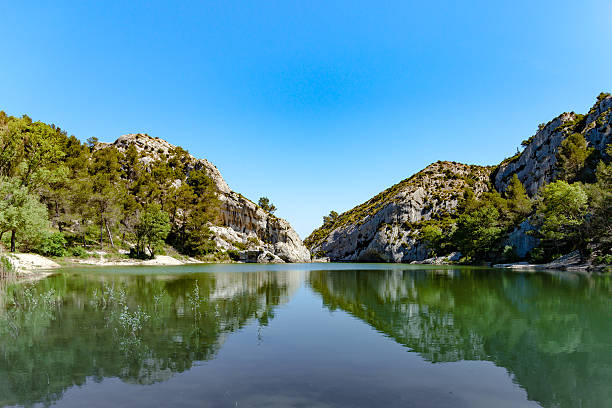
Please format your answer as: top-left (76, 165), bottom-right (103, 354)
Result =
top-left (309, 268), bottom-right (612, 407)
top-left (0, 265), bottom-right (611, 407)
top-left (0, 269), bottom-right (304, 406)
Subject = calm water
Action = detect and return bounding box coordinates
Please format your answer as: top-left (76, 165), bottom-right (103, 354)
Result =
top-left (1, 264), bottom-right (611, 408)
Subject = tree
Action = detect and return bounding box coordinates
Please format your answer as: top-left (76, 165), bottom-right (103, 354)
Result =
top-left (453, 204), bottom-right (503, 259)
top-left (557, 133), bottom-right (593, 182)
top-left (537, 180), bottom-right (588, 255)
top-left (323, 211), bottom-right (339, 225)
top-left (420, 224), bottom-right (443, 256)
top-left (0, 177), bottom-right (49, 252)
top-left (134, 204), bottom-right (171, 259)
top-left (505, 174), bottom-right (532, 219)
top-left (258, 197), bottom-right (277, 214)
top-left (170, 171), bottom-right (220, 256)
top-left (89, 148), bottom-right (123, 248)
top-left (584, 144), bottom-right (612, 255)
top-left (86, 137), bottom-right (99, 148)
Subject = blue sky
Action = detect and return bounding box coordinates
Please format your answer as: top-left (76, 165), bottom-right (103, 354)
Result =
top-left (1, 1), bottom-right (611, 238)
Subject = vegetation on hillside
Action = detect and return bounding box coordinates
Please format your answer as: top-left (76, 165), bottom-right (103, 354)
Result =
top-left (306, 106), bottom-right (611, 266)
top-left (304, 161), bottom-right (493, 250)
top-left (0, 112), bottom-right (221, 260)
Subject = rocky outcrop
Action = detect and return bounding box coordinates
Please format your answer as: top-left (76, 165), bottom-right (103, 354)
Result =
top-left (306, 93), bottom-right (612, 264)
top-left (102, 134), bottom-right (310, 263)
top-left (410, 252), bottom-right (462, 265)
top-left (306, 162), bottom-right (492, 262)
top-left (494, 93), bottom-right (612, 196)
top-left (504, 219), bottom-right (539, 258)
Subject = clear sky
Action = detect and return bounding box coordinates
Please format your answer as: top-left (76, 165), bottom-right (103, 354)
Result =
top-left (1, 1), bottom-right (611, 238)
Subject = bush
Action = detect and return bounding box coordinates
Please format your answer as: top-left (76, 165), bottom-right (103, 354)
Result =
top-left (36, 232), bottom-right (67, 257)
top-left (502, 245), bottom-right (518, 262)
top-left (594, 254), bottom-right (612, 265)
top-left (227, 250), bottom-right (241, 261)
top-left (70, 246), bottom-right (88, 258)
top-left (232, 241), bottom-right (248, 251)
top-left (528, 247), bottom-right (546, 263)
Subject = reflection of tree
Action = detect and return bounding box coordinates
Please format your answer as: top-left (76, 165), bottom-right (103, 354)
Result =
top-left (309, 269), bottom-right (612, 408)
top-left (0, 271), bottom-right (302, 407)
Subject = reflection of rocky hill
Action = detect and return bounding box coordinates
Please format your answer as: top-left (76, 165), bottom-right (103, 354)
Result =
top-left (0, 271), bottom-right (302, 407)
top-left (308, 269), bottom-right (612, 408)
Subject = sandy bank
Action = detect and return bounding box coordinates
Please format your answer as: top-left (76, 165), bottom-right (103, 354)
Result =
top-left (73, 254), bottom-right (201, 267)
top-left (4, 253), bottom-right (60, 276)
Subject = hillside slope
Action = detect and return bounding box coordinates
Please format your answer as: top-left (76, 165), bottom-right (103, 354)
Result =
top-left (98, 134), bottom-right (310, 263)
top-left (305, 162), bottom-right (492, 262)
top-left (494, 93), bottom-right (612, 195)
top-left (306, 93), bottom-right (612, 263)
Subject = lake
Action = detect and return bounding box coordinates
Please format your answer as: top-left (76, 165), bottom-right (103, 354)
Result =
top-left (1, 263), bottom-right (611, 407)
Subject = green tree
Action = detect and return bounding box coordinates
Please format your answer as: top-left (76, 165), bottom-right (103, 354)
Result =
top-left (453, 204), bottom-right (503, 259)
top-left (170, 171), bottom-right (220, 256)
top-left (505, 174), bottom-right (532, 219)
top-left (420, 224), bottom-right (443, 256)
top-left (584, 144), bottom-right (612, 255)
top-left (537, 180), bottom-right (588, 255)
top-left (89, 148), bottom-right (123, 248)
top-left (134, 204), bottom-right (171, 258)
top-left (258, 197), bottom-right (277, 214)
top-left (557, 133), bottom-right (593, 182)
top-left (0, 177), bottom-right (49, 252)
top-left (323, 211), bottom-right (339, 225)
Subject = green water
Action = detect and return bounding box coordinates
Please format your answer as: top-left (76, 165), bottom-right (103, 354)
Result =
top-left (1, 264), bottom-right (611, 407)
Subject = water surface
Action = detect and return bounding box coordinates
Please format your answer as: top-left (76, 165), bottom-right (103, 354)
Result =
top-left (1, 263), bottom-right (611, 407)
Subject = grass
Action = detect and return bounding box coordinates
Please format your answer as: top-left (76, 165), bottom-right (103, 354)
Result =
top-left (0, 254), bottom-right (16, 279)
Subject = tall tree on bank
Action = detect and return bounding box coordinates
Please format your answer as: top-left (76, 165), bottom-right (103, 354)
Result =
top-left (536, 180), bottom-right (588, 257)
top-left (0, 177), bottom-right (49, 252)
top-left (134, 204), bottom-right (171, 258)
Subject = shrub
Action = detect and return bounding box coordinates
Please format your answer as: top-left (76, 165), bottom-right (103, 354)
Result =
top-left (594, 254), bottom-right (612, 265)
top-left (502, 245), bottom-right (518, 262)
top-left (528, 247), bottom-right (546, 263)
top-left (70, 246), bottom-right (89, 258)
top-left (36, 232), bottom-right (67, 257)
top-left (232, 241), bottom-right (248, 251)
top-left (227, 250), bottom-right (241, 261)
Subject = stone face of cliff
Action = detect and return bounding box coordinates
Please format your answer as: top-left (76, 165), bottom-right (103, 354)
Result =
top-left (494, 93), bottom-right (612, 196)
top-left (306, 93), bottom-right (611, 263)
top-left (103, 134), bottom-right (310, 263)
top-left (306, 162), bottom-right (492, 262)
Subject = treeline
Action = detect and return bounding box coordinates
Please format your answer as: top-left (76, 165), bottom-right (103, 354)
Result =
top-left (419, 135), bottom-right (611, 265)
top-left (0, 112), bottom-right (220, 258)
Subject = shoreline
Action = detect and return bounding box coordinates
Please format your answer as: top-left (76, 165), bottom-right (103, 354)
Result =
top-left (2, 252), bottom-right (206, 277)
top-left (2, 251), bottom-right (608, 279)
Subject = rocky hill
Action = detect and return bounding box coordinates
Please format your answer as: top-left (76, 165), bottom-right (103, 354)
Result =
top-left (494, 93), bottom-right (612, 195)
top-left (306, 93), bottom-right (612, 263)
top-left (98, 134), bottom-right (310, 263)
top-left (305, 161), bottom-right (492, 262)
